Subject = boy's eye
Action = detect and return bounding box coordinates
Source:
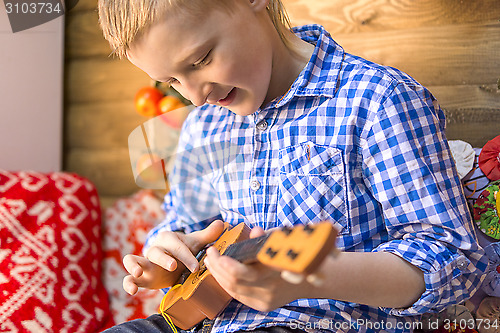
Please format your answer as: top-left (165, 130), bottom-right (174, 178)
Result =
top-left (165, 78), bottom-right (179, 86)
top-left (193, 50), bottom-right (212, 67)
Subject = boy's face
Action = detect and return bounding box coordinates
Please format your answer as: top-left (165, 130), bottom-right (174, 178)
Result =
top-left (127, 1), bottom-right (275, 116)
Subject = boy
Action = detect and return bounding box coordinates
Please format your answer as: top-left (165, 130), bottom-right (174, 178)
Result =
top-left (98, 0), bottom-right (487, 332)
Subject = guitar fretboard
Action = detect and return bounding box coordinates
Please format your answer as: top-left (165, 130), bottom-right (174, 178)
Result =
top-left (222, 233), bottom-right (270, 263)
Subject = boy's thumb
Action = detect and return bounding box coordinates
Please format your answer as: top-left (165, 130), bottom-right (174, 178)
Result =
top-left (193, 219), bottom-right (225, 246)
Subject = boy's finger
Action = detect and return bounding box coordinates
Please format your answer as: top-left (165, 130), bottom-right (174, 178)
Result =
top-left (204, 247), bottom-right (229, 282)
top-left (206, 246), bottom-right (259, 281)
top-left (122, 254), bottom-right (144, 277)
top-left (205, 248), bottom-right (262, 298)
top-left (249, 226), bottom-right (265, 238)
top-left (146, 243), bottom-right (197, 273)
top-left (208, 246), bottom-right (280, 286)
top-left (123, 275), bottom-right (139, 295)
top-left (188, 219), bottom-right (225, 249)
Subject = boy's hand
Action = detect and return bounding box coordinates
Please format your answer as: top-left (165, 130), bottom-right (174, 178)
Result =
top-left (204, 226), bottom-right (309, 312)
top-left (122, 220), bottom-right (225, 295)
top-left (122, 255), bottom-right (175, 295)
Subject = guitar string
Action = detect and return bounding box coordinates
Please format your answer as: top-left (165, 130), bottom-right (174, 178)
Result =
top-left (222, 234), bottom-right (270, 263)
top-left (157, 234), bottom-right (269, 331)
top-left (158, 232), bottom-right (270, 330)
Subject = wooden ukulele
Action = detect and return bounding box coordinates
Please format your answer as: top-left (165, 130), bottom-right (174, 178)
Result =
top-left (159, 222), bottom-right (338, 330)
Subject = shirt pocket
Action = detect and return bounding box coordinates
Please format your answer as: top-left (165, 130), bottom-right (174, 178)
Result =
top-left (277, 142), bottom-right (349, 234)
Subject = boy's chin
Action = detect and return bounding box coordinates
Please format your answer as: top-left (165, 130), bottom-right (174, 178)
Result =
top-left (203, 98), bottom-right (261, 116)
top-left (225, 101), bottom-right (263, 117)
top-left (228, 107), bottom-right (259, 117)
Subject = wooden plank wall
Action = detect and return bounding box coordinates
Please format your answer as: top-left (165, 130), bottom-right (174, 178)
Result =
top-left (64, 0), bottom-right (500, 206)
top-left (65, 0), bottom-right (150, 206)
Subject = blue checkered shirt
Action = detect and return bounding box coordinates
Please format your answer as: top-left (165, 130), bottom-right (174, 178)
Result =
top-left (145, 25), bottom-right (487, 333)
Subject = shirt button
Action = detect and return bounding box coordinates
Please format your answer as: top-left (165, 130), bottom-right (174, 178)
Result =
top-left (456, 258), bottom-right (468, 271)
top-left (250, 179), bottom-right (261, 191)
top-left (256, 120), bottom-right (268, 131)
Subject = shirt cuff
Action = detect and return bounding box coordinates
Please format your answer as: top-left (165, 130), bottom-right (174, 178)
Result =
top-left (373, 239), bottom-right (484, 316)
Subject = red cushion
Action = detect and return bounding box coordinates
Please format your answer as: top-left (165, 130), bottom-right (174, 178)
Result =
top-left (102, 190), bottom-right (165, 324)
top-left (0, 170), bottom-right (114, 332)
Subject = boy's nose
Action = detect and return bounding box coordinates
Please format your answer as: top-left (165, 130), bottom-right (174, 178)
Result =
top-left (180, 77), bottom-right (211, 107)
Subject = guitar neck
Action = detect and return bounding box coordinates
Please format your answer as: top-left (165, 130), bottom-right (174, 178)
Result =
top-left (221, 233), bottom-right (270, 263)
top-left (174, 222), bottom-right (336, 292)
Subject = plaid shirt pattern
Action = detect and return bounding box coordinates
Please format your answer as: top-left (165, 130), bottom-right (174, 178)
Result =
top-left (145, 25), bottom-right (487, 333)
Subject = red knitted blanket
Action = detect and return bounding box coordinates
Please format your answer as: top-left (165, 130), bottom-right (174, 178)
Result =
top-left (0, 171), bottom-right (114, 332)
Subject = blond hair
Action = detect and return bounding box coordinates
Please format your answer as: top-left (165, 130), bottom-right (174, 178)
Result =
top-left (98, 0), bottom-right (292, 59)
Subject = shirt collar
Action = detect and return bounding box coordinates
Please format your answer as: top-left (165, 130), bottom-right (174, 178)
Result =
top-left (272, 24), bottom-right (345, 109)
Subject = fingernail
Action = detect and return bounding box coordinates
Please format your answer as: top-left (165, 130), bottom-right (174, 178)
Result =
top-left (188, 263), bottom-right (198, 272)
top-left (167, 261), bottom-right (176, 271)
top-left (206, 246), bottom-right (217, 256)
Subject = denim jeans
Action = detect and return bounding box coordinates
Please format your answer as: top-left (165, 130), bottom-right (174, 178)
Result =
top-left (102, 314), bottom-right (305, 333)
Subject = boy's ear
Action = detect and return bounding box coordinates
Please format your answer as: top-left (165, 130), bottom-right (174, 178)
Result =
top-left (248, 0), bottom-right (270, 12)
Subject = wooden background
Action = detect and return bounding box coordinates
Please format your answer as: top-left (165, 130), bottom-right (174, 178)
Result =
top-left (64, 0), bottom-right (500, 206)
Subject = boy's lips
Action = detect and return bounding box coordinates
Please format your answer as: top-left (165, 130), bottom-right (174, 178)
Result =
top-left (218, 88), bottom-right (236, 107)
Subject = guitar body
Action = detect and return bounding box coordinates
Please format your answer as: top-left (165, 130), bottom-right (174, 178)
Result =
top-left (161, 223), bottom-right (251, 330)
top-left (160, 221), bottom-right (337, 330)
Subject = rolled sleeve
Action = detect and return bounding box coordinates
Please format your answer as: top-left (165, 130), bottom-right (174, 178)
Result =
top-left (362, 81), bottom-right (488, 315)
top-left (374, 239), bottom-right (484, 315)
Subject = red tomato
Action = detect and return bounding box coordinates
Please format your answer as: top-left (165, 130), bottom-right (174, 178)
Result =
top-left (134, 86), bottom-right (164, 117)
top-left (158, 95), bottom-right (185, 114)
top-left (158, 96), bottom-right (189, 129)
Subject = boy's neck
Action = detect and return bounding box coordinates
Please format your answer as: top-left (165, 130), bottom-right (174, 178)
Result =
top-left (263, 28), bottom-right (315, 109)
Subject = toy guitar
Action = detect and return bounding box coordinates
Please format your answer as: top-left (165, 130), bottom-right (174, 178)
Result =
top-left (159, 222), bottom-right (338, 330)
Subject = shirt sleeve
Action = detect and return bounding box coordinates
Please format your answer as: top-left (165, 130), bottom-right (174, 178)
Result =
top-left (361, 81), bottom-right (488, 316)
top-left (144, 109), bottom-right (222, 252)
